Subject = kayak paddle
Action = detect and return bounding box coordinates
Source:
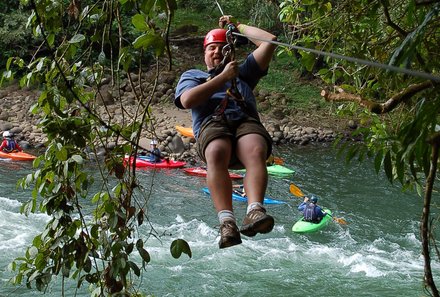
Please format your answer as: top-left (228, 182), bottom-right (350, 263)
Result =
top-left (289, 183), bottom-right (347, 225)
top-left (289, 183), bottom-right (305, 197)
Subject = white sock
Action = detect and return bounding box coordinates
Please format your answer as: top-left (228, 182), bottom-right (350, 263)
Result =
top-left (247, 202), bottom-right (264, 214)
top-left (218, 210), bottom-right (236, 224)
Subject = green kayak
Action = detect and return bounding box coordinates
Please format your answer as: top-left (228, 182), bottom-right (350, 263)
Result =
top-left (235, 164), bottom-right (295, 176)
top-left (291, 209), bottom-right (332, 234)
top-left (267, 164), bottom-right (295, 176)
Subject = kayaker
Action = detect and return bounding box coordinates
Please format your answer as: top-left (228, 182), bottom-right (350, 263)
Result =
top-left (233, 184), bottom-right (246, 197)
top-left (149, 139), bottom-right (161, 163)
top-left (175, 15), bottom-right (277, 248)
top-left (297, 195), bottom-right (327, 223)
top-left (0, 131), bottom-right (23, 153)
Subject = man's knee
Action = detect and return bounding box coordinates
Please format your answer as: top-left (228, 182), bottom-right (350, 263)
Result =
top-left (205, 139), bottom-right (232, 163)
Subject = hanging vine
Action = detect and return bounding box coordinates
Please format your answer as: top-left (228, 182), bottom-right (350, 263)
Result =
top-left (5, 0), bottom-right (191, 295)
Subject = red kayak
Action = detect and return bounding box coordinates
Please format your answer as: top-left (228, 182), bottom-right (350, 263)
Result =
top-left (124, 156), bottom-right (186, 168)
top-left (183, 167), bottom-right (243, 179)
top-left (0, 151), bottom-right (37, 161)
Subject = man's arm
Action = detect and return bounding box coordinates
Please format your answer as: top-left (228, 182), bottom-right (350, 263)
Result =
top-left (297, 202), bottom-right (307, 212)
top-left (179, 61), bottom-right (238, 109)
top-left (15, 141), bottom-right (23, 152)
top-left (236, 23), bottom-right (277, 71)
top-left (316, 206), bottom-right (327, 218)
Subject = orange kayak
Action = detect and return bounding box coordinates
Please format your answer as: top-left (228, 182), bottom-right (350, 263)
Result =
top-left (184, 167), bottom-right (243, 179)
top-left (0, 151), bottom-right (37, 161)
top-left (175, 125), bottom-right (194, 138)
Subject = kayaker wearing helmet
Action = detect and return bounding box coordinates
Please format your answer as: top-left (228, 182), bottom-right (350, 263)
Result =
top-left (297, 195), bottom-right (327, 223)
top-left (149, 139), bottom-right (161, 163)
top-left (175, 15), bottom-right (277, 248)
top-left (0, 131), bottom-right (23, 153)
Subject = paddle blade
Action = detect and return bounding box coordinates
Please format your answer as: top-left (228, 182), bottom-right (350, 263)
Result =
top-left (333, 217), bottom-right (347, 225)
top-left (289, 183), bottom-right (304, 197)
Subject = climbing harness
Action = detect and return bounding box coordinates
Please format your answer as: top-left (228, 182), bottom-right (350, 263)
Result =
top-left (224, 24), bottom-right (243, 102)
top-left (208, 23), bottom-right (246, 119)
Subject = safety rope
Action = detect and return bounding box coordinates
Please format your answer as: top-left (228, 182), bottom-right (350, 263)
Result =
top-left (211, 24), bottom-right (246, 117)
top-left (232, 32), bottom-right (440, 83)
top-left (224, 24), bottom-right (243, 101)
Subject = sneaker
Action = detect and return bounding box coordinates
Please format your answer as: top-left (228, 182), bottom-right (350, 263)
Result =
top-left (240, 207), bottom-right (274, 237)
top-left (219, 220), bottom-right (242, 249)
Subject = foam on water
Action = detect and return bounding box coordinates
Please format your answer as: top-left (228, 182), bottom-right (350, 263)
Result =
top-left (0, 147), bottom-right (438, 296)
top-left (0, 196), bottom-right (50, 251)
top-left (0, 196), bottom-right (22, 209)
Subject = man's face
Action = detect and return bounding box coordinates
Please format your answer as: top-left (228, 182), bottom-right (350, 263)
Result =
top-left (204, 43), bottom-right (226, 69)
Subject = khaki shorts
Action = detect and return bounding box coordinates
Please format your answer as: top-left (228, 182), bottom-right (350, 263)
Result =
top-left (196, 116), bottom-right (272, 168)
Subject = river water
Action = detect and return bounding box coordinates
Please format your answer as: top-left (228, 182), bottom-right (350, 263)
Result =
top-left (0, 145), bottom-right (438, 296)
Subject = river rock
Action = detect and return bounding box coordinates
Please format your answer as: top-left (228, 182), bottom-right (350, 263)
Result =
top-left (167, 135), bottom-right (185, 155)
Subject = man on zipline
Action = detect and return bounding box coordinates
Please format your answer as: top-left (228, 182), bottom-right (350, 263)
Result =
top-left (175, 15), bottom-right (277, 248)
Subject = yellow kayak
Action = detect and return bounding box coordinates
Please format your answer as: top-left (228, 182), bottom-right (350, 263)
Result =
top-left (175, 125), bottom-right (194, 138)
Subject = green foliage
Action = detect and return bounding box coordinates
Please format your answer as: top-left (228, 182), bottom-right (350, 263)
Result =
top-left (0, 0), bottom-right (21, 13)
top-left (4, 0), bottom-right (192, 295)
top-left (258, 52), bottom-right (323, 109)
top-left (175, 0), bottom-right (279, 31)
top-left (176, 0), bottom-right (213, 11)
top-left (279, 3), bottom-right (440, 292)
top-left (279, 0), bottom-right (440, 185)
top-left (0, 9), bottom-right (36, 70)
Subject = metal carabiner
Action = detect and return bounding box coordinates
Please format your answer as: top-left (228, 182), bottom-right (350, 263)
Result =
top-left (221, 44), bottom-right (231, 58)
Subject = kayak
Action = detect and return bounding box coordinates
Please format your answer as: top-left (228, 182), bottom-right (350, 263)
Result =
top-left (267, 164), bottom-right (295, 175)
top-left (184, 167), bottom-right (243, 179)
top-left (175, 125), bottom-right (194, 138)
top-left (202, 187), bottom-right (285, 205)
top-left (291, 209), bottom-right (332, 234)
top-left (0, 151), bottom-right (37, 161)
top-left (235, 164), bottom-right (295, 176)
top-left (124, 156), bottom-right (186, 168)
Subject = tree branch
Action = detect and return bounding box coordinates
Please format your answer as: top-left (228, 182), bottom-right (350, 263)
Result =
top-left (321, 81), bottom-right (434, 114)
top-left (421, 131), bottom-right (440, 297)
top-left (380, 0), bottom-right (408, 36)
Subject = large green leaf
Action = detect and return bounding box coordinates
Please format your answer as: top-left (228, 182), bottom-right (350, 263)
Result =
top-left (68, 34), bottom-right (85, 44)
top-left (132, 14), bottom-right (149, 31)
top-left (389, 4), bottom-right (439, 68)
top-left (132, 32), bottom-right (165, 57)
top-left (170, 239), bottom-right (192, 259)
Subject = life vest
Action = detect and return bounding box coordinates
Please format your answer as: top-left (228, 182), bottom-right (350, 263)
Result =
top-left (303, 203), bottom-right (318, 222)
top-left (2, 139), bottom-right (17, 153)
top-left (151, 148), bottom-right (161, 162)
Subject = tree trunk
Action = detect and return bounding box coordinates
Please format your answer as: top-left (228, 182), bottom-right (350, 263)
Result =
top-left (421, 133), bottom-right (440, 297)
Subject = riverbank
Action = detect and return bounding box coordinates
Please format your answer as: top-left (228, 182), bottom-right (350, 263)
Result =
top-left (0, 77), bottom-right (354, 163)
top-left (0, 40), bottom-right (355, 163)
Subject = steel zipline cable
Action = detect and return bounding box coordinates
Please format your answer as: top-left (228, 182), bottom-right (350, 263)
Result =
top-left (232, 31), bottom-right (440, 83)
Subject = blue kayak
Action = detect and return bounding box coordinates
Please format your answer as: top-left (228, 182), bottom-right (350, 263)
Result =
top-left (202, 187), bottom-right (285, 205)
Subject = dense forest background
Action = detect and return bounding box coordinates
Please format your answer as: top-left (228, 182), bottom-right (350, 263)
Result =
top-left (1, 0), bottom-right (439, 296)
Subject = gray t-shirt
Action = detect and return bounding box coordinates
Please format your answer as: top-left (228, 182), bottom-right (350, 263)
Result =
top-left (174, 53), bottom-right (267, 139)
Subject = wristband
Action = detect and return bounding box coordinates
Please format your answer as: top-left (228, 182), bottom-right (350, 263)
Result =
top-left (237, 23), bottom-right (245, 34)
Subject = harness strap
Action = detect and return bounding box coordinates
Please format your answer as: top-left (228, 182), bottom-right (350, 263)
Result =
top-left (207, 24), bottom-right (247, 118)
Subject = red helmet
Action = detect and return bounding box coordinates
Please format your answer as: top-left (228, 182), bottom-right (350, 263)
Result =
top-left (203, 28), bottom-right (227, 48)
